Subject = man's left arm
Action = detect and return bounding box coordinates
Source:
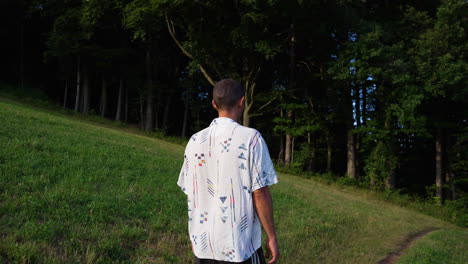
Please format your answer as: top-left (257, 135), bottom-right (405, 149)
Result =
top-left (253, 186), bottom-right (279, 264)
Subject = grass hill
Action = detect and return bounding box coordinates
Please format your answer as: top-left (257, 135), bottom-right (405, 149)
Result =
top-left (0, 97), bottom-right (467, 264)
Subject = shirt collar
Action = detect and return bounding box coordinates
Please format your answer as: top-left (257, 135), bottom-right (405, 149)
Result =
top-left (210, 117), bottom-right (238, 126)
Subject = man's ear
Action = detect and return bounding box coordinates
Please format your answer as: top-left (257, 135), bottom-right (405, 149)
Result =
top-left (238, 96), bottom-right (245, 108)
top-left (212, 99), bottom-right (219, 111)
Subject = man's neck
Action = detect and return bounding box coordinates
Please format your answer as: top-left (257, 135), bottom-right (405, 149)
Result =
top-left (218, 111), bottom-right (240, 123)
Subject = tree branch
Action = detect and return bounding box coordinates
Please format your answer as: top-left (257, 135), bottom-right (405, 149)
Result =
top-left (258, 96), bottom-right (277, 111)
top-left (165, 14), bottom-right (192, 59)
top-left (165, 14), bottom-right (217, 87)
top-left (248, 66), bottom-right (260, 103)
top-left (199, 65), bottom-right (217, 87)
top-left (209, 58), bottom-right (223, 80)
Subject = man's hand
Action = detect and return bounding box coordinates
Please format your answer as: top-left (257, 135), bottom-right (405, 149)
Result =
top-left (252, 186), bottom-right (279, 264)
top-left (265, 237), bottom-right (279, 264)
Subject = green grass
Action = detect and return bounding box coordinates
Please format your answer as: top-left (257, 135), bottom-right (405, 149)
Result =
top-left (0, 83), bottom-right (189, 146)
top-left (397, 229), bottom-right (468, 264)
top-left (0, 97), bottom-right (467, 264)
top-left (275, 166), bottom-right (468, 228)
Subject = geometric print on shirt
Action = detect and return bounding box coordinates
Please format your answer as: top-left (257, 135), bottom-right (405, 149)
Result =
top-left (177, 117), bottom-right (278, 262)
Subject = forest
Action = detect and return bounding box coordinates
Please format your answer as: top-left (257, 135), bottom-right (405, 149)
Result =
top-left (1, 0), bottom-right (466, 210)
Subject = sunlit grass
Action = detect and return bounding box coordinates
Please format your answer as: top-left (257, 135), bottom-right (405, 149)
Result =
top-left (273, 173), bottom-right (467, 263)
top-left (0, 98), bottom-right (466, 263)
top-left (0, 100), bottom-right (189, 263)
top-left (397, 229), bottom-right (468, 264)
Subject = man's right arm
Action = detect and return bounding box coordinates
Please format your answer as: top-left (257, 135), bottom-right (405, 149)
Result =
top-left (253, 186), bottom-right (279, 264)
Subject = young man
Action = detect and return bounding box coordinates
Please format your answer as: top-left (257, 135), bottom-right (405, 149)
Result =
top-left (177, 79), bottom-right (279, 264)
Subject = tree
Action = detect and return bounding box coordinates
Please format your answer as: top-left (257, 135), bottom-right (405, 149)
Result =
top-left (2, 0), bottom-right (466, 209)
top-left (165, 0), bottom-right (283, 126)
top-left (122, 0), bottom-right (170, 131)
top-left (329, 15), bottom-right (425, 187)
top-left (412, 0), bottom-right (467, 202)
top-left (45, 4), bottom-right (88, 113)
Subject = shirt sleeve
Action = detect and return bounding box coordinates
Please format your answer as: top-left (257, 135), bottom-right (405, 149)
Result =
top-left (249, 131), bottom-right (279, 192)
top-left (177, 153), bottom-right (188, 195)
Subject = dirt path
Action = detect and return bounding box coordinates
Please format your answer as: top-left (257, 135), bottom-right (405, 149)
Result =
top-left (377, 227), bottom-right (440, 264)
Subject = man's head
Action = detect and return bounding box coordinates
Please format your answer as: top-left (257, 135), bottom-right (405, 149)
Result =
top-left (212, 79), bottom-right (244, 113)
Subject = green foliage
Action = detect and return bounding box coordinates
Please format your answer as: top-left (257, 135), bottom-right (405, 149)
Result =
top-left (272, 102), bottom-right (308, 136)
top-left (364, 141), bottom-right (398, 189)
top-left (413, 0), bottom-right (467, 99)
top-left (285, 142), bottom-right (311, 171)
top-left (80, 0), bottom-right (110, 34)
top-left (122, 0), bottom-right (170, 41)
top-left (166, 0), bottom-right (283, 82)
top-left (326, 0), bottom-right (466, 200)
top-left (336, 176), bottom-right (360, 187)
top-left (449, 128), bottom-right (468, 192)
top-left (445, 195), bottom-right (468, 227)
top-left (0, 82), bottom-right (49, 103)
top-left (272, 92), bottom-right (321, 138)
top-left (45, 7), bottom-right (89, 59)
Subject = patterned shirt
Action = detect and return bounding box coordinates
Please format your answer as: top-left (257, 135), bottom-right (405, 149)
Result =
top-left (177, 117), bottom-right (278, 262)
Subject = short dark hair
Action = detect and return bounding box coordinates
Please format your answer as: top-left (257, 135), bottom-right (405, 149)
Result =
top-left (213, 79), bottom-right (244, 110)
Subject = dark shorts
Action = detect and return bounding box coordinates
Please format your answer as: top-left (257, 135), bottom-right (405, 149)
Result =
top-left (194, 247), bottom-right (266, 264)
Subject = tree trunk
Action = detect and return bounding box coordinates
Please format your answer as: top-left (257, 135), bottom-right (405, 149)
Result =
top-left (362, 86), bottom-right (367, 127)
top-left (63, 79), bottom-right (68, 108)
top-left (163, 93), bottom-right (173, 131)
top-left (384, 120), bottom-right (396, 189)
top-left (284, 134), bottom-right (292, 166)
top-left (346, 128), bottom-right (357, 179)
top-left (355, 85), bottom-right (361, 127)
top-left (291, 136), bottom-right (295, 165)
top-left (241, 78), bottom-right (254, 127)
top-left (277, 107), bottom-right (285, 166)
top-left (100, 77), bottom-right (107, 118)
top-left (435, 127), bottom-right (443, 203)
top-left (445, 132), bottom-right (456, 200)
top-left (242, 102), bottom-right (251, 127)
top-left (384, 154), bottom-right (396, 189)
top-left (144, 47), bottom-right (154, 132)
top-left (74, 56), bottom-right (81, 113)
top-left (197, 108), bottom-right (200, 131)
top-left (154, 101), bottom-right (160, 130)
top-left (139, 92), bottom-right (144, 130)
top-left (356, 85), bottom-right (363, 179)
top-left (82, 65), bottom-right (90, 115)
top-left (346, 80), bottom-right (357, 179)
top-left (284, 110), bottom-right (293, 166)
top-left (116, 77), bottom-right (123, 121)
top-left (19, 23), bottom-right (24, 90)
top-left (240, 58), bottom-right (259, 127)
top-left (306, 133), bottom-right (315, 171)
top-left (182, 99), bottom-right (189, 138)
top-left (124, 84), bottom-right (128, 123)
top-left (242, 78), bottom-right (254, 127)
top-left (326, 134), bottom-right (332, 173)
top-left (444, 170), bottom-right (452, 200)
top-left (284, 26), bottom-right (296, 167)
top-left (448, 171), bottom-right (456, 200)
top-left (444, 131), bottom-right (452, 200)
top-left (277, 147), bottom-right (284, 167)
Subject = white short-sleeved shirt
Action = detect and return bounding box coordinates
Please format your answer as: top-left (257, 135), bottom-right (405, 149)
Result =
top-left (177, 117), bottom-right (278, 262)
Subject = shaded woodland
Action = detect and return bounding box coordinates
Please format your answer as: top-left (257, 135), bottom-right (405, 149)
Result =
top-left (1, 0), bottom-right (466, 206)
